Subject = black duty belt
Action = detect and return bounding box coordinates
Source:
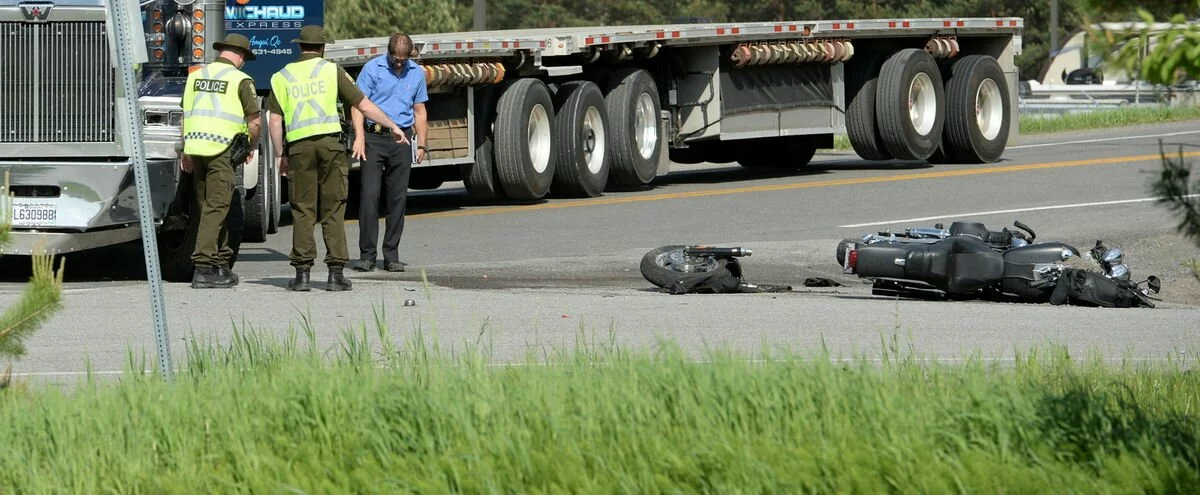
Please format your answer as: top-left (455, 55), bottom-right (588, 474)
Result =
top-left (365, 122), bottom-right (411, 136)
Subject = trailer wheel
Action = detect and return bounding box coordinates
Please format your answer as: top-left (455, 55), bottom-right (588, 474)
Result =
top-left (461, 87), bottom-right (504, 201)
top-left (845, 53), bottom-right (891, 161)
top-left (550, 80), bottom-right (610, 197)
top-left (242, 114), bottom-right (278, 242)
top-left (940, 55), bottom-right (1010, 163)
top-left (494, 78), bottom-right (557, 200)
top-left (604, 68), bottom-right (661, 188)
top-left (876, 48), bottom-right (945, 160)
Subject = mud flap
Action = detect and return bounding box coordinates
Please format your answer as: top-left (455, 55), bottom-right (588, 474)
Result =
top-left (1049, 268), bottom-right (1149, 308)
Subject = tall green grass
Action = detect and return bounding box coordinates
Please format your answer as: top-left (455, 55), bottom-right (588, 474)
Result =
top-left (0, 320), bottom-right (1197, 493)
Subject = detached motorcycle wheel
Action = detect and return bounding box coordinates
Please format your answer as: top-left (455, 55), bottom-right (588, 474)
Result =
top-left (640, 245), bottom-right (723, 290)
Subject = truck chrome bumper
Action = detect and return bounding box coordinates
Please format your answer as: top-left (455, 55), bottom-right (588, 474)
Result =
top-left (0, 159), bottom-right (178, 231)
top-left (0, 225), bottom-right (143, 256)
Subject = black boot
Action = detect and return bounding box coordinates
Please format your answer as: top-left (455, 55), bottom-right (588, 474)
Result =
top-left (218, 265), bottom-right (240, 286)
top-left (192, 265), bottom-right (237, 289)
top-left (287, 267), bottom-right (311, 291)
top-left (327, 266), bottom-right (352, 291)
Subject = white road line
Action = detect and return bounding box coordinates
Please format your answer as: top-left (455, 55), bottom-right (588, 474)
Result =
top-left (838, 195), bottom-right (1200, 228)
top-left (1008, 130), bottom-right (1200, 150)
top-left (11, 370), bottom-right (128, 377)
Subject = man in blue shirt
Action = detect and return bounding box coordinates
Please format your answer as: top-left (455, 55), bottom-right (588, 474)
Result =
top-left (349, 33), bottom-right (429, 272)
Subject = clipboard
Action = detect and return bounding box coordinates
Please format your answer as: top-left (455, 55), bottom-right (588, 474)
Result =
top-left (411, 133), bottom-right (421, 164)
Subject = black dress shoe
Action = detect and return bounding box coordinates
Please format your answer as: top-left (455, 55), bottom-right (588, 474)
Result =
top-left (287, 267), bottom-right (311, 291)
top-left (349, 259), bottom-right (376, 272)
top-left (328, 266), bottom-right (353, 291)
top-left (384, 260), bottom-right (407, 272)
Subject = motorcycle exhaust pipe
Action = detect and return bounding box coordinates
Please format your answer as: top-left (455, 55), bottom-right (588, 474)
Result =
top-left (684, 246), bottom-right (751, 257)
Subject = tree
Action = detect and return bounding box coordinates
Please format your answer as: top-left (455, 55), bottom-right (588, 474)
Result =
top-left (326, 0), bottom-right (461, 39)
top-left (0, 171), bottom-right (65, 389)
top-left (1084, 1), bottom-right (1200, 280)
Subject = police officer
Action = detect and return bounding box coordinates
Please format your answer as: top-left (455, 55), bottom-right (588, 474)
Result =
top-left (180, 33), bottom-right (260, 289)
top-left (266, 25), bottom-right (409, 291)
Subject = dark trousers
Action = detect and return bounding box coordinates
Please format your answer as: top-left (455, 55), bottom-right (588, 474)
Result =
top-left (190, 149), bottom-right (235, 268)
top-left (358, 129), bottom-right (413, 264)
top-left (287, 134), bottom-right (350, 269)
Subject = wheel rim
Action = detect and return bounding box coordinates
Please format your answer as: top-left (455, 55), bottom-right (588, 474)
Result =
top-left (634, 92), bottom-right (657, 160)
top-left (976, 78), bottom-right (1004, 141)
top-left (583, 106), bottom-right (606, 174)
top-left (908, 72), bottom-right (937, 136)
top-left (659, 249), bottom-right (716, 273)
top-left (528, 103), bottom-right (551, 174)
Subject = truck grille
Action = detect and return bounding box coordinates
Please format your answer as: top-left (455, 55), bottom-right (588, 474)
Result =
top-left (0, 21), bottom-right (115, 143)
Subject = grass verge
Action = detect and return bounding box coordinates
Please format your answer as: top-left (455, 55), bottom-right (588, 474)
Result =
top-left (1, 323), bottom-right (1198, 492)
top-left (833, 104), bottom-right (1200, 151)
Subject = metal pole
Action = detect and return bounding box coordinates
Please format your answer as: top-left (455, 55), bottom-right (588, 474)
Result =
top-left (473, 0), bottom-right (486, 31)
top-left (1050, 0), bottom-right (1059, 56)
top-left (107, 0), bottom-right (174, 382)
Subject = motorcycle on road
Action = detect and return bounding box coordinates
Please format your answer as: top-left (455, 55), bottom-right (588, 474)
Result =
top-left (840, 232), bottom-right (1162, 308)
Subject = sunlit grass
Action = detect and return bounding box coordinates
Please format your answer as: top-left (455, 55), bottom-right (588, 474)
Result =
top-left (0, 319), bottom-right (1196, 492)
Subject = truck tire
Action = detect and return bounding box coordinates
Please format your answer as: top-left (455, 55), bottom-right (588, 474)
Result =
top-left (242, 122), bottom-right (276, 242)
top-left (494, 78), bottom-right (557, 200)
top-left (940, 55), bottom-right (1010, 163)
top-left (158, 172), bottom-right (245, 283)
top-left (844, 53), bottom-right (891, 161)
top-left (876, 48), bottom-right (945, 160)
top-left (604, 68), bottom-right (661, 188)
top-left (551, 80), bottom-right (610, 197)
top-left (461, 86), bottom-right (504, 201)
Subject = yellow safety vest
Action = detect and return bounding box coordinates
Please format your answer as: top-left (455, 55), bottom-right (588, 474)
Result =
top-left (182, 62), bottom-right (251, 156)
top-left (269, 58), bottom-right (341, 142)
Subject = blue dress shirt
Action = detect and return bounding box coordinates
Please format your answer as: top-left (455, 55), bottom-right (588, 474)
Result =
top-left (355, 55), bottom-right (428, 129)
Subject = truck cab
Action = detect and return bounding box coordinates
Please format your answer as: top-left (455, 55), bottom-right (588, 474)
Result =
top-left (0, 0), bottom-right (314, 281)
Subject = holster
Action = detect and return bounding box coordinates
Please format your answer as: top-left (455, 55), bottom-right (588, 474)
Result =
top-left (229, 133), bottom-right (252, 164)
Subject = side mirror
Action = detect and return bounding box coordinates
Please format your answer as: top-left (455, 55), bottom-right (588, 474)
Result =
top-left (1147, 276), bottom-right (1161, 294)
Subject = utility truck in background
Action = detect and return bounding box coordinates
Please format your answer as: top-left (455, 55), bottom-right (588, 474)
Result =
top-left (0, 0), bottom-right (1024, 282)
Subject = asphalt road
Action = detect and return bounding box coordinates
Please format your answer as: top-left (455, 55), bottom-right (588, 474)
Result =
top-left (3, 122), bottom-right (1200, 383)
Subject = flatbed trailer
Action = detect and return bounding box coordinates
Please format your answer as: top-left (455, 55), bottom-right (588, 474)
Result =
top-left (0, 0), bottom-right (1022, 282)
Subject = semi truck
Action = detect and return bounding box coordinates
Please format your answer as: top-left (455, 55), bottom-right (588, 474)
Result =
top-left (0, 0), bottom-right (1024, 282)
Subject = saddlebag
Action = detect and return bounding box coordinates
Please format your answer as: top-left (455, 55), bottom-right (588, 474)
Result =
top-left (1049, 268), bottom-right (1145, 308)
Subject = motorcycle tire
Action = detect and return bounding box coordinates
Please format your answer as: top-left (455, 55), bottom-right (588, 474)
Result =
top-left (640, 245), bottom-right (743, 293)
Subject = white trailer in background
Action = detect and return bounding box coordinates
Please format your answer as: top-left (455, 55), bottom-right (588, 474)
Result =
top-left (318, 17), bottom-right (1024, 200)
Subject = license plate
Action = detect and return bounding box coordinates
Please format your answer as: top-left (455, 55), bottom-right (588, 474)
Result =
top-left (10, 197), bottom-right (58, 227)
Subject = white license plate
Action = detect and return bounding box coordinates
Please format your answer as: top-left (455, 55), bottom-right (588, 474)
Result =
top-left (10, 197), bottom-right (58, 227)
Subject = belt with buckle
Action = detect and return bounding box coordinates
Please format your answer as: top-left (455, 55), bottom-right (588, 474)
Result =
top-left (366, 122), bottom-right (411, 136)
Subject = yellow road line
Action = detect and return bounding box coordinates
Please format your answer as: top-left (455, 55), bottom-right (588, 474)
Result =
top-left (386, 151), bottom-right (1200, 221)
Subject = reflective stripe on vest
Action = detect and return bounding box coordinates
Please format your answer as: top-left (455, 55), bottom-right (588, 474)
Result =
top-left (182, 63), bottom-right (250, 156)
top-left (269, 58), bottom-right (341, 142)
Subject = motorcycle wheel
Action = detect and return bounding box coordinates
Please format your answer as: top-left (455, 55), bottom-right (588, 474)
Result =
top-left (640, 245), bottom-right (723, 290)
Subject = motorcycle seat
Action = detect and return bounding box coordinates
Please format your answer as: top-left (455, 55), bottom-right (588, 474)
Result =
top-left (905, 237), bottom-right (1005, 294)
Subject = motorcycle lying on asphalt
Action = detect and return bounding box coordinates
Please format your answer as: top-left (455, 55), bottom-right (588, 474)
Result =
top-left (836, 220), bottom-right (1037, 266)
top-left (840, 228), bottom-right (1162, 308)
